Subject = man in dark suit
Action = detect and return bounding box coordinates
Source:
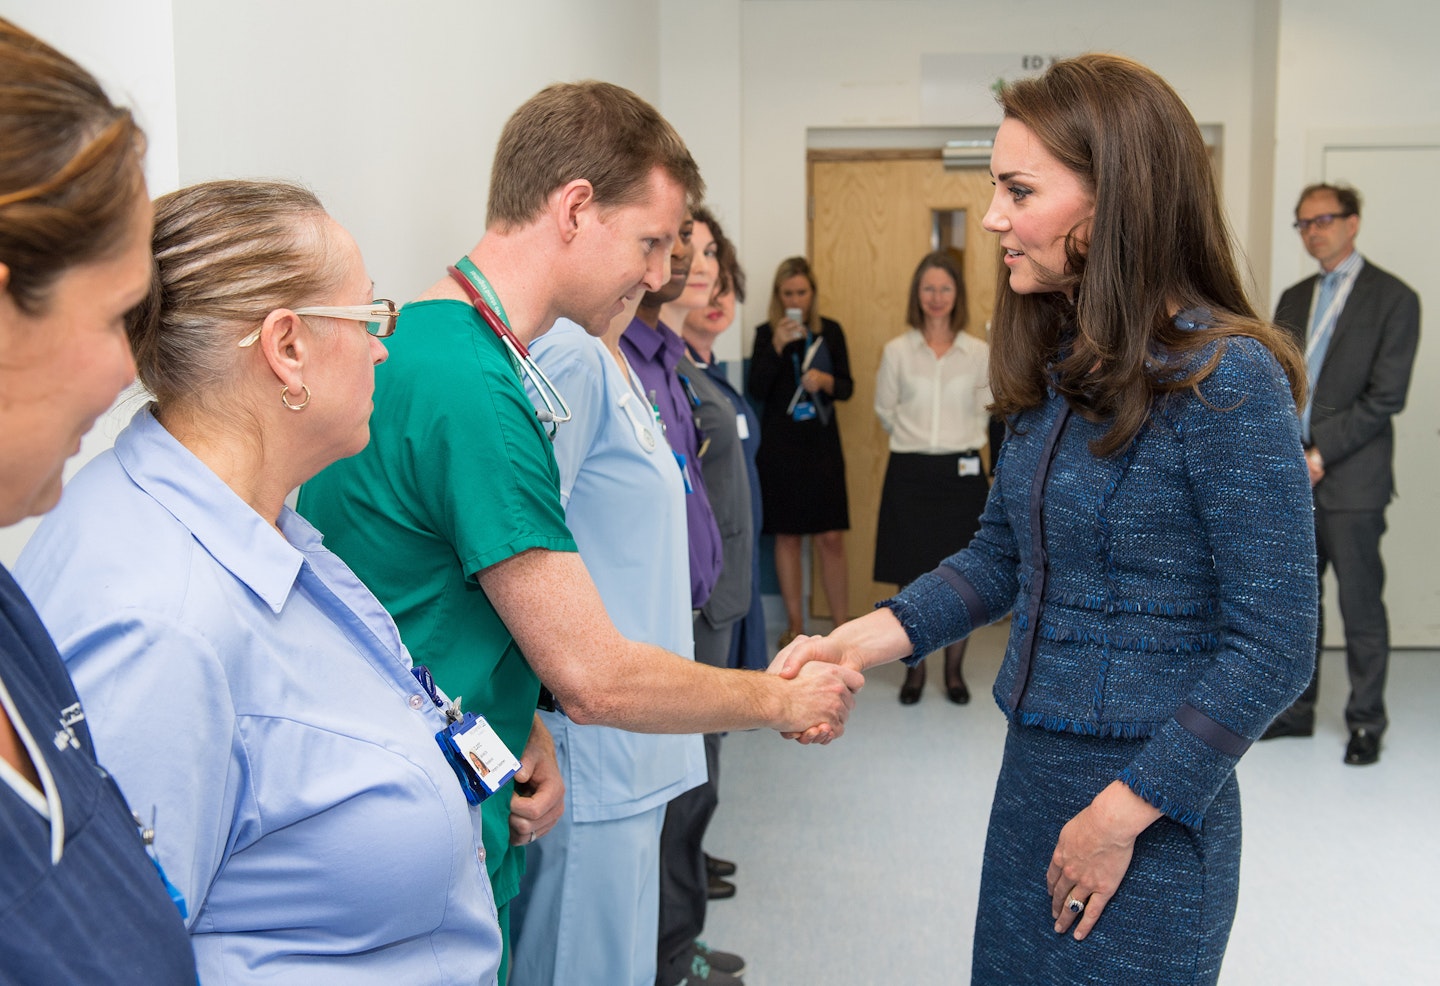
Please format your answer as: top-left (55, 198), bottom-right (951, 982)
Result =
top-left (1262, 183), bottom-right (1420, 766)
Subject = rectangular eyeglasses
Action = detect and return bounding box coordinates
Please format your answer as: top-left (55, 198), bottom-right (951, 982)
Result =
top-left (237, 299), bottom-right (399, 347)
top-left (1292, 213), bottom-right (1352, 233)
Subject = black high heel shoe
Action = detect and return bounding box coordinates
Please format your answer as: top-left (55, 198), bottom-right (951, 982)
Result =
top-left (899, 660), bottom-right (925, 705)
top-left (944, 641), bottom-right (970, 705)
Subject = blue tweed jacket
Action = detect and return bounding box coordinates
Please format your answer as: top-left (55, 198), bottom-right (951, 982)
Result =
top-left (886, 318), bottom-right (1317, 828)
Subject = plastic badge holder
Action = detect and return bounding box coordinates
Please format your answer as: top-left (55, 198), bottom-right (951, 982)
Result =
top-left (437, 712), bottom-right (521, 805)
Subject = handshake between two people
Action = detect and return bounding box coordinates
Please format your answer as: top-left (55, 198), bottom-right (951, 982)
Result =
top-left (767, 608), bottom-right (915, 745)
top-left (768, 648), bottom-right (864, 745)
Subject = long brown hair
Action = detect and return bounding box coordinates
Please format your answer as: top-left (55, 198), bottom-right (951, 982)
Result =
top-left (0, 17), bottom-right (146, 313)
top-left (693, 206), bottom-right (746, 303)
top-left (988, 54), bottom-right (1305, 456)
top-left (905, 250), bottom-right (968, 335)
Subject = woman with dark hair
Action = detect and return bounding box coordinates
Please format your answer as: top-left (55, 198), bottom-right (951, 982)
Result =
top-left (748, 257), bottom-right (853, 647)
top-left (0, 18), bottom-right (196, 983)
top-left (873, 251), bottom-right (991, 705)
top-left (16, 179), bottom-right (503, 983)
top-left (774, 53), bottom-right (1314, 984)
top-left (677, 209), bottom-right (766, 673)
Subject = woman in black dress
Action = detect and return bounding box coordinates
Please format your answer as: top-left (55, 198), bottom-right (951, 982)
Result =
top-left (748, 257), bottom-right (852, 648)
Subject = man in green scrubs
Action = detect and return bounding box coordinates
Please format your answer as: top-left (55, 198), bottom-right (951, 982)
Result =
top-left (300, 81), bottom-right (864, 975)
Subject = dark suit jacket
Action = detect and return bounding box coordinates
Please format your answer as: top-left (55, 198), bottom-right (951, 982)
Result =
top-left (1275, 256), bottom-right (1420, 510)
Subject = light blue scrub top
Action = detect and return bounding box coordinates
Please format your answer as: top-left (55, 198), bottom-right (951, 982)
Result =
top-left (530, 320), bottom-right (705, 820)
top-left (15, 406), bottom-right (501, 985)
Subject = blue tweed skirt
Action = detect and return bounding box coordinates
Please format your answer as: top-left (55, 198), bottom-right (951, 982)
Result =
top-left (972, 723), bottom-right (1241, 985)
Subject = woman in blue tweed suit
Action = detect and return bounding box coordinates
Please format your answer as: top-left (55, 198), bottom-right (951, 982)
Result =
top-left (773, 54), bottom-right (1316, 984)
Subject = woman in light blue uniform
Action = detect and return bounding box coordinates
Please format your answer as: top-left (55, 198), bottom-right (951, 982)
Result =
top-left (16, 180), bottom-right (501, 985)
top-left (509, 308), bottom-right (705, 986)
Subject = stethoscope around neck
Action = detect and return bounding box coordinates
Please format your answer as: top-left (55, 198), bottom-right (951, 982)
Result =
top-left (447, 261), bottom-right (572, 439)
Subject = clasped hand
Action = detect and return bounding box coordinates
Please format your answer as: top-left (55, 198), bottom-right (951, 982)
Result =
top-left (800, 368), bottom-right (832, 395)
top-left (768, 633), bottom-right (864, 745)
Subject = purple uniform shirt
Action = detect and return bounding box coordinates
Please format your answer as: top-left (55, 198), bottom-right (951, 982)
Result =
top-left (621, 316), bottom-right (722, 608)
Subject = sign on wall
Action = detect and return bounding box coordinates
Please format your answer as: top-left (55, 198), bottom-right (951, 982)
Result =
top-left (920, 53), bottom-right (1073, 125)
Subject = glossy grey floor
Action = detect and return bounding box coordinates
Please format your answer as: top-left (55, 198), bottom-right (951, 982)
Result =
top-left (703, 620), bottom-right (1440, 985)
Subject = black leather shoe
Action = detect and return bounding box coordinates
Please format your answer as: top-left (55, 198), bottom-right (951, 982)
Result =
top-left (1344, 728), bottom-right (1381, 765)
top-left (899, 662), bottom-right (925, 705)
top-left (944, 643), bottom-right (970, 705)
top-left (705, 853), bottom-right (736, 878)
top-left (945, 679), bottom-right (970, 705)
top-left (1260, 716), bottom-right (1314, 740)
top-left (707, 875), bottom-right (736, 900)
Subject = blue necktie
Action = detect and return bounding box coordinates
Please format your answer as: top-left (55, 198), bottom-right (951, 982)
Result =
top-left (1301, 271), bottom-right (1341, 442)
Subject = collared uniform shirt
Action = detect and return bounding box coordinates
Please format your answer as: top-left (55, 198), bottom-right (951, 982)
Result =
top-left (874, 329), bottom-right (992, 453)
top-left (16, 407), bottom-right (501, 985)
top-left (0, 565), bottom-right (197, 985)
top-left (621, 316), bottom-right (723, 608)
top-left (528, 320), bottom-right (705, 819)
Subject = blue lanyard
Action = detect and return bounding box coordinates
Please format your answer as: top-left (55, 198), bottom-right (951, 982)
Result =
top-left (411, 665), bottom-right (461, 723)
top-left (790, 331), bottom-right (813, 384)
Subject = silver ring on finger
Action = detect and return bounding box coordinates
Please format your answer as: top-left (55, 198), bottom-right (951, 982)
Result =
top-left (1065, 895), bottom-right (1085, 915)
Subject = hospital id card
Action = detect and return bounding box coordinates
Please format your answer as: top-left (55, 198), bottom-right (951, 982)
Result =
top-left (437, 712), bottom-right (521, 805)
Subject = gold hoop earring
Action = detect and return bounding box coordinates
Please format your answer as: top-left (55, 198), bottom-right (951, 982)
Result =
top-left (281, 384), bottom-right (311, 411)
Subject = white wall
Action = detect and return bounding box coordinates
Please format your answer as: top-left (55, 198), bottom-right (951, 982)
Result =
top-left (0, 0), bottom-right (181, 565)
top-left (0, 0), bottom-right (663, 565)
top-left (734, 0), bottom-right (1268, 361)
top-left (1267, 0), bottom-right (1440, 298)
top-left (171, 0), bottom-right (663, 303)
top-left (3, 0), bottom-right (1437, 569)
top-left (0, 0), bottom-right (180, 196)
top-left (659, 0), bottom-right (747, 364)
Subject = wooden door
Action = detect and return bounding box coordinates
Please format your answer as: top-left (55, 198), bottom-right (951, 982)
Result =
top-left (808, 152), bottom-right (1000, 615)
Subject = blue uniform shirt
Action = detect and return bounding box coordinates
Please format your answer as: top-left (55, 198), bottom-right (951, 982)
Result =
top-left (16, 407), bottom-right (501, 985)
top-left (530, 320), bottom-right (705, 819)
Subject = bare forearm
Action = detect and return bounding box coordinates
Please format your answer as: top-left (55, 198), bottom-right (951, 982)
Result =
top-left (777, 608), bottom-right (913, 676)
top-left (482, 549), bottom-right (852, 735)
top-left (555, 642), bottom-right (783, 732)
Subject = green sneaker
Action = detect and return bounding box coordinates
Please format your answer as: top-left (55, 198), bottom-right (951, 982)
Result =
top-left (693, 941), bottom-right (745, 978)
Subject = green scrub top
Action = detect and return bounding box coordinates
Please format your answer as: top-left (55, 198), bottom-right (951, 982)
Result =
top-left (299, 299), bottom-right (576, 907)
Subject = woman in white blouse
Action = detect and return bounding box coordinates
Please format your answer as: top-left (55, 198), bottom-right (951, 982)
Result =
top-left (873, 251), bottom-right (993, 705)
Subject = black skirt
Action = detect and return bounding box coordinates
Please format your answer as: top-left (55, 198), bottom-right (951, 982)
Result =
top-left (873, 450), bottom-right (989, 586)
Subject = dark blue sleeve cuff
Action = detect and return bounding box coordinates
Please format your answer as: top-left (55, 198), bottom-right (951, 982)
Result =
top-left (880, 567), bottom-right (987, 665)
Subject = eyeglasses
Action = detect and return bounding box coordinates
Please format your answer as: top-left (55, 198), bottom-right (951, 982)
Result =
top-left (237, 299), bottom-right (399, 347)
top-left (1292, 213), bottom-right (1353, 233)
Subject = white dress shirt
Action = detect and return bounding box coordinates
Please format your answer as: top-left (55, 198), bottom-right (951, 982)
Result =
top-left (874, 328), bottom-right (992, 453)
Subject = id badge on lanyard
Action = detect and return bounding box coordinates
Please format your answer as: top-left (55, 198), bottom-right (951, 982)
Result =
top-left (412, 665), bottom-right (521, 805)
